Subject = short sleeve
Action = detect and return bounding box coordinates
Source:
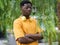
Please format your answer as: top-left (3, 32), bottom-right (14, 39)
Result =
top-left (34, 19), bottom-right (43, 34)
top-left (13, 20), bottom-right (25, 40)
top-left (36, 26), bottom-right (43, 34)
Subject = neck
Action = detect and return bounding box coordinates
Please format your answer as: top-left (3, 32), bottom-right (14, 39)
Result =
top-left (22, 15), bottom-right (30, 19)
top-left (25, 16), bottom-right (30, 19)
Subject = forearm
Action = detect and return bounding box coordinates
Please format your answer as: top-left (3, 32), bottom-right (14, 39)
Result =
top-left (25, 34), bottom-right (43, 40)
top-left (32, 34), bottom-right (43, 40)
top-left (17, 37), bottom-right (36, 44)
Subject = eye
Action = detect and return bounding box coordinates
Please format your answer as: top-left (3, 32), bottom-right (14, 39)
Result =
top-left (26, 7), bottom-right (28, 9)
top-left (29, 7), bottom-right (32, 9)
top-left (26, 7), bottom-right (32, 9)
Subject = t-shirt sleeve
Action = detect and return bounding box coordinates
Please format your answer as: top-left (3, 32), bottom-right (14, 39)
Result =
top-left (36, 26), bottom-right (43, 34)
top-left (34, 19), bottom-right (43, 34)
top-left (13, 20), bottom-right (25, 40)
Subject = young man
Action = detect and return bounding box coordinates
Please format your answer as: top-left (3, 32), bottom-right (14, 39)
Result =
top-left (13, 0), bottom-right (43, 45)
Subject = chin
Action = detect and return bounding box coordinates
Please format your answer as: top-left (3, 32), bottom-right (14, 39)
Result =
top-left (26, 15), bottom-right (30, 16)
top-left (26, 13), bottom-right (30, 16)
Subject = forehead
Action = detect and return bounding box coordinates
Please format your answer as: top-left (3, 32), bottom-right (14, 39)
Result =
top-left (22, 3), bottom-right (32, 7)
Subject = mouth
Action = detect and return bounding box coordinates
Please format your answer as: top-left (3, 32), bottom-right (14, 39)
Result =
top-left (27, 11), bottom-right (31, 13)
top-left (27, 12), bottom-right (31, 15)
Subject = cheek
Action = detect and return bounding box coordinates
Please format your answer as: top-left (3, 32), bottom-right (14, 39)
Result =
top-left (22, 10), bottom-right (28, 14)
top-left (22, 7), bottom-right (26, 12)
top-left (23, 10), bottom-right (27, 13)
top-left (23, 9), bottom-right (28, 12)
top-left (22, 9), bottom-right (26, 13)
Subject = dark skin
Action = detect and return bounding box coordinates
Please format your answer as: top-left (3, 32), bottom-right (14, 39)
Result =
top-left (25, 33), bottom-right (43, 40)
top-left (21, 3), bottom-right (32, 19)
top-left (17, 3), bottom-right (43, 44)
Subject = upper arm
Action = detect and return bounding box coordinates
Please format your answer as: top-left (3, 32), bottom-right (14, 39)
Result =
top-left (36, 26), bottom-right (43, 34)
top-left (13, 20), bottom-right (25, 40)
top-left (34, 19), bottom-right (43, 34)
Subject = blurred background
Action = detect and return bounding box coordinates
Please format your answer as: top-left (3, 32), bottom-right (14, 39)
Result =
top-left (0, 0), bottom-right (60, 45)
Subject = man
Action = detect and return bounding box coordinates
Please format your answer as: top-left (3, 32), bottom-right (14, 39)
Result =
top-left (13, 0), bottom-right (43, 45)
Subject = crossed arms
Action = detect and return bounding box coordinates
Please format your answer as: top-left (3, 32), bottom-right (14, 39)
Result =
top-left (16, 33), bottom-right (43, 44)
top-left (13, 20), bottom-right (43, 44)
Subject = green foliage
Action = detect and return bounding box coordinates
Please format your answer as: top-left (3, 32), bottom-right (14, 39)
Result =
top-left (0, 0), bottom-right (22, 37)
top-left (31, 0), bottom-right (58, 43)
top-left (0, 0), bottom-right (58, 44)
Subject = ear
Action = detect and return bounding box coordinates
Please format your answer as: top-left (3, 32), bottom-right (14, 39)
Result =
top-left (21, 6), bottom-right (24, 9)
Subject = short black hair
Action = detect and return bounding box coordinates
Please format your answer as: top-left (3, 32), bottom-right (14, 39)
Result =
top-left (20, 0), bottom-right (32, 7)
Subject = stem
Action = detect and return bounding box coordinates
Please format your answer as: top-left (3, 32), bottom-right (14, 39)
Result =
top-left (48, 32), bottom-right (52, 45)
top-left (58, 31), bottom-right (60, 45)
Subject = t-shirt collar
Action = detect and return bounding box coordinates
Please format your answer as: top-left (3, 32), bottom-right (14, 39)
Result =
top-left (20, 16), bottom-right (32, 21)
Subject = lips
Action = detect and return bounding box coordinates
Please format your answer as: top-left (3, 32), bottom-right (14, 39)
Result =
top-left (27, 11), bottom-right (31, 14)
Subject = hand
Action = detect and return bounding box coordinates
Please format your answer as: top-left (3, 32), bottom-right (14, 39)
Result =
top-left (17, 36), bottom-right (35, 44)
top-left (25, 34), bottom-right (43, 40)
top-left (25, 34), bottom-right (34, 37)
top-left (25, 34), bottom-right (39, 40)
top-left (25, 34), bottom-right (38, 40)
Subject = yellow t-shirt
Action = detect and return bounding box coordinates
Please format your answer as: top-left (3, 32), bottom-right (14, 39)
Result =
top-left (13, 16), bottom-right (43, 45)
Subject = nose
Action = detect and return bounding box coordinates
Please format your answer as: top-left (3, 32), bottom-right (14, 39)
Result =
top-left (28, 8), bottom-right (31, 11)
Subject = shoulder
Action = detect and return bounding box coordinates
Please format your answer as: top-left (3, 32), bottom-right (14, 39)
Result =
top-left (13, 17), bottom-right (22, 24)
top-left (30, 17), bottom-right (37, 23)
